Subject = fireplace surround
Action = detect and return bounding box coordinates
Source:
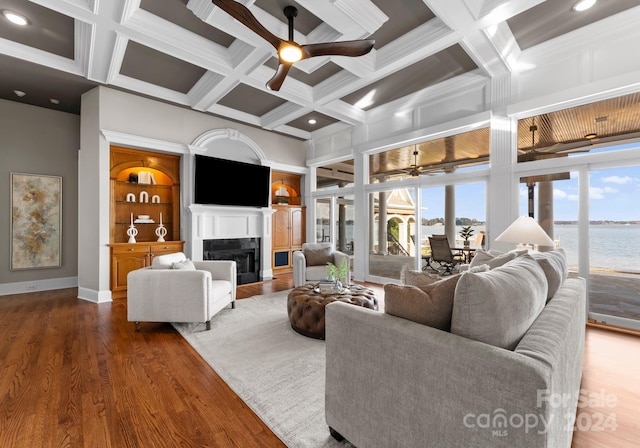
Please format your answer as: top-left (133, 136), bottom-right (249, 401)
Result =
top-left (203, 238), bottom-right (260, 284)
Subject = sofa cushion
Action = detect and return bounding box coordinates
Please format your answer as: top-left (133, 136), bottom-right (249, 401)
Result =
top-left (211, 279), bottom-right (232, 299)
top-left (532, 249), bottom-right (568, 300)
top-left (469, 248), bottom-right (528, 270)
top-left (171, 259), bottom-right (196, 270)
top-left (451, 254), bottom-right (548, 350)
top-left (384, 276), bottom-right (458, 330)
top-left (305, 265), bottom-right (330, 282)
top-left (152, 252), bottom-right (187, 269)
top-left (304, 246), bottom-right (333, 266)
top-left (400, 265), bottom-right (442, 287)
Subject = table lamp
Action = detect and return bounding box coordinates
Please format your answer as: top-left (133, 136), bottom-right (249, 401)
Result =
top-left (494, 216), bottom-right (555, 250)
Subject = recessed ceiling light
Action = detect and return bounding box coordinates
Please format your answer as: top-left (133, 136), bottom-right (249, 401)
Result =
top-left (585, 133), bottom-right (598, 139)
top-left (13, 90), bottom-right (26, 97)
top-left (572, 0), bottom-right (597, 12)
top-left (2, 10), bottom-right (29, 26)
top-left (308, 119), bottom-right (317, 125)
top-left (50, 98), bottom-right (60, 105)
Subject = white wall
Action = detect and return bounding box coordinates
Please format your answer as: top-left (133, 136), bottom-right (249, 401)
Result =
top-left (78, 86), bottom-right (307, 302)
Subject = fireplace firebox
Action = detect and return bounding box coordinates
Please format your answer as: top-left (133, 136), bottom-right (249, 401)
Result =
top-left (203, 238), bottom-right (261, 285)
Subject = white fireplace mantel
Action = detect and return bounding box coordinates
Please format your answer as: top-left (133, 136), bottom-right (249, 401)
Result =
top-left (188, 204), bottom-right (276, 280)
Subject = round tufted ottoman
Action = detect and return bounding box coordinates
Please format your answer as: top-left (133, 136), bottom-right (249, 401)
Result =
top-left (287, 283), bottom-right (378, 339)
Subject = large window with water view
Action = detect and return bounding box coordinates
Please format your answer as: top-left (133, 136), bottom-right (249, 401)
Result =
top-left (520, 166), bottom-right (640, 327)
top-left (587, 166), bottom-right (640, 325)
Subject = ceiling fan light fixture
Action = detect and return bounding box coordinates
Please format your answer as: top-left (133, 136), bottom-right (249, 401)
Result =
top-left (572, 0), bottom-right (597, 12)
top-left (279, 43), bottom-right (302, 63)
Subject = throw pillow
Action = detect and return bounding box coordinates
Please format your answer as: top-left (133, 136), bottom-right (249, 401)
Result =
top-left (532, 249), bottom-right (568, 300)
top-left (384, 279), bottom-right (456, 330)
top-left (400, 265), bottom-right (442, 287)
top-left (152, 252), bottom-right (187, 269)
top-left (171, 259), bottom-right (196, 270)
top-left (451, 254), bottom-right (548, 350)
top-left (304, 247), bottom-right (333, 266)
top-left (469, 248), bottom-right (528, 270)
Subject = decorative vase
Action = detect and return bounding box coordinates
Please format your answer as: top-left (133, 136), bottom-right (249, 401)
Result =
top-left (464, 240), bottom-right (470, 248)
top-left (155, 223), bottom-right (167, 242)
top-left (127, 224), bottom-right (138, 243)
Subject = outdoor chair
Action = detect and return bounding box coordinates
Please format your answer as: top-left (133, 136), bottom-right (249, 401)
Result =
top-left (424, 235), bottom-right (465, 275)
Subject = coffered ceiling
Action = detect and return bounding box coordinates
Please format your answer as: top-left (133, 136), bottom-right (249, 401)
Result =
top-left (0, 0), bottom-right (638, 141)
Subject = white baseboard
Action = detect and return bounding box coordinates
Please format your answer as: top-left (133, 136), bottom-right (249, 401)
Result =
top-left (77, 287), bottom-right (113, 303)
top-left (590, 312), bottom-right (640, 331)
top-left (0, 277), bottom-right (78, 296)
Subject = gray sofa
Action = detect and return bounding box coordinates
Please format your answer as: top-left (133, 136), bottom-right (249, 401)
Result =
top-left (325, 251), bottom-right (586, 448)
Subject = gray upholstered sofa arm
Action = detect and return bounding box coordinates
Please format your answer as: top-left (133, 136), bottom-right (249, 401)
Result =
top-left (325, 277), bottom-right (586, 448)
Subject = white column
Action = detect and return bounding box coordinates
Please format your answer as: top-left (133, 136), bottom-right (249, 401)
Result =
top-left (378, 191), bottom-right (388, 255)
top-left (537, 180), bottom-right (555, 250)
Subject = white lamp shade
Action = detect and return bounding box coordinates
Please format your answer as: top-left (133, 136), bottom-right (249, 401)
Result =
top-left (494, 216), bottom-right (555, 247)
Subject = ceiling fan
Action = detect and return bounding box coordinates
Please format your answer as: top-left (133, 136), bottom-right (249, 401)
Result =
top-left (401, 149), bottom-right (428, 177)
top-left (210, 0), bottom-right (375, 91)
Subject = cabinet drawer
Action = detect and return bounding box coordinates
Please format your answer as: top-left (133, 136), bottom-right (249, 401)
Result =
top-left (111, 244), bottom-right (151, 254)
top-left (151, 242), bottom-right (184, 255)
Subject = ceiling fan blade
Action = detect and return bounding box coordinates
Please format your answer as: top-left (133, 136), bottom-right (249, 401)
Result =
top-left (211, 0), bottom-right (283, 50)
top-left (301, 39), bottom-right (375, 59)
top-left (266, 62), bottom-right (292, 91)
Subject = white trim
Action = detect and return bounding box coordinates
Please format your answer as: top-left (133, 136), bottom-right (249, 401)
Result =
top-left (100, 130), bottom-right (190, 154)
top-left (190, 128), bottom-right (267, 161)
top-left (78, 287), bottom-right (113, 303)
top-left (0, 277), bottom-right (78, 296)
top-left (589, 313), bottom-right (640, 332)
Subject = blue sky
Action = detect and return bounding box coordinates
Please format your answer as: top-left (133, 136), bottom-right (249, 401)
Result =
top-left (418, 166), bottom-right (640, 222)
top-left (519, 166), bottom-right (640, 221)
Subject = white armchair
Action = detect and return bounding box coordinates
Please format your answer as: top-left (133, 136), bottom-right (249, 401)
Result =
top-left (292, 242), bottom-right (350, 287)
top-left (127, 252), bottom-right (236, 331)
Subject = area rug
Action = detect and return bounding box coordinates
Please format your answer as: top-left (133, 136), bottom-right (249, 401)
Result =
top-left (172, 291), bottom-right (352, 448)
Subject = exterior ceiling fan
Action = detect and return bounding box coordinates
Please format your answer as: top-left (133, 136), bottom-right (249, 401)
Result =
top-left (210, 0), bottom-right (375, 91)
top-left (401, 148), bottom-right (428, 177)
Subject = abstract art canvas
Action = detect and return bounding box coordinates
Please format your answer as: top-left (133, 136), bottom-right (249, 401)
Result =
top-left (11, 173), bottom-right (62, 270)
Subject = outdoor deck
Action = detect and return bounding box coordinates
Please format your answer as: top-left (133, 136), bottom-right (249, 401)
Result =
top-left (368, 253), bottom-right (640, 322)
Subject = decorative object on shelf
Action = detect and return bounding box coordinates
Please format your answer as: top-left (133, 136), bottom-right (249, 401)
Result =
top-left (155, 212), bottom-right (168, 242)
top-left (137, 171), bottom-right (156, 185)
top-left (127, 213), bottom-right (138, 243)
top-left (151, 194), bottom-right (160, 203)
top-left (139, 190), bottom-right (149, 203)
top-left (128, 173), bottom-right (138, 183)
top-left (126, 193), bottom-right (136, 202)
top-left (460, 226), bottom-right (475, 248)
top-left (134, 214), bottom-right (155, 223)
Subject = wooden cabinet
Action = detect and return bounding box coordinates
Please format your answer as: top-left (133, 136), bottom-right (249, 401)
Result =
top-left (272, 205), bottom-right (305, 272)
top-left (109, 146), bottom-right (183, 298)
top-left (271, 171), bottom-right (305, 272)
top-left (109, 241), bottom-right (184, 299)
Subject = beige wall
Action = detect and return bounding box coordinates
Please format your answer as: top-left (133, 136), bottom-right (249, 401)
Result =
top-left (0, 99), bottom-right (79, 287)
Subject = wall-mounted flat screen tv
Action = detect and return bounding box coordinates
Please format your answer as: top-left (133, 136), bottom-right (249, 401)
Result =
top-left (194, 154), bottom-right (271, 207)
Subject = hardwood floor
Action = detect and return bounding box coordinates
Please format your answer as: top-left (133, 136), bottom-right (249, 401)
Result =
top-left (0, 274), bottom-right (637, 447)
